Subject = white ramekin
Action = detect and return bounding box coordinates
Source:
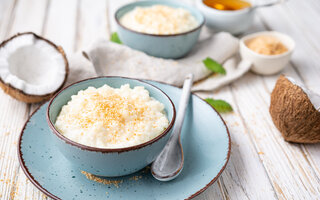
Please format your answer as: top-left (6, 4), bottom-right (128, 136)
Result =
top-left (240, 31), bottom-right (295, 75)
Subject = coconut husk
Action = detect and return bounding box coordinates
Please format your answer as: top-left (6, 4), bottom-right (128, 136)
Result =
top-left (269, 75), bottom-right (320, 143)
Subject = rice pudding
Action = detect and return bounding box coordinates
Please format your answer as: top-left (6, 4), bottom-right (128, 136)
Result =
top-left (55, 84), bottom-right (169, 148)
top-left (119, 5), bottom-right (199, 35)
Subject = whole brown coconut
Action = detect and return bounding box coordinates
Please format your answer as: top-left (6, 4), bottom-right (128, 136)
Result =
top-left (269, 75), bottom-right (320, 143)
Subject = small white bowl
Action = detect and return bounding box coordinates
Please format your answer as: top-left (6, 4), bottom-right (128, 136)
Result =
top-left (240, 31), bottom-right (295, 75)
top-left (195, 0), bottom-right (254, 34)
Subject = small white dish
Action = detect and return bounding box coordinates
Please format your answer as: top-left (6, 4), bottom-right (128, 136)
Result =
top-left (239, 31), bottom-right (295, 75)
top-left (195, 0), bottom-right (254, 34)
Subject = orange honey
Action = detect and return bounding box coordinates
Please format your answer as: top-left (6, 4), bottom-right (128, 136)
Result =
top-left (203, 0), bottom-right (251, 11)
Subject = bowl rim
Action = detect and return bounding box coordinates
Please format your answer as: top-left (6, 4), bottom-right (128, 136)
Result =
top-left (46, 76), bottom-right (176, 153)
top-left (240, 31), bottom-right (295, 59)
top-left (114, 0), bottom-right (205, 37)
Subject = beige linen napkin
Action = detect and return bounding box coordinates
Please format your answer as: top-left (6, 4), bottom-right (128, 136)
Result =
top-left (67, 30), bottom-right (251, 91)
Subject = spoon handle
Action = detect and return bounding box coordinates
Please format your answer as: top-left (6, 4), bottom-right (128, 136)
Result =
top-left (151, 74), bottom-right (194, 180)
top-left (171, 74), bottom-right (194, 139)
top-left (251, 0), bottom-right (286, 10)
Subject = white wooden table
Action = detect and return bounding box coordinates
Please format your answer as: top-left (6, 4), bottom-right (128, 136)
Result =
top-left (0, 0), bottom-right (319, 199)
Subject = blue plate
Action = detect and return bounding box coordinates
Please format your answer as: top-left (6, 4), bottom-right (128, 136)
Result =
top-left (18, 81), bottom-right (230, 200)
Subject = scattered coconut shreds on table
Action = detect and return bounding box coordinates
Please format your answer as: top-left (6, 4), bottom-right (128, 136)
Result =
top-left (269, 75), bottom-right (320, 143)
top-left (129, 176), bottom-right (142, 181)
top-left (0, 32), bottom-right (68, 103)
top-left (141, 166), bottom-right (151, 173)
top-left (81, 169), bottom-right (148, 189)
top-left (81, 171), bottom-right (123, 188)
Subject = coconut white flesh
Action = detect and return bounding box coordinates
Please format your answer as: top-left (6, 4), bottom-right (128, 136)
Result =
top-left (0, 34), bottom-right (66, 96)
top-left (286, 76), bottom-right (320, 111)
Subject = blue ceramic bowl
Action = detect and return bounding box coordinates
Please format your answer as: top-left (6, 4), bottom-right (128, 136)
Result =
top-left (115, 0), bottom-right (205, 59)
top-left (47, 77), bottom-right (176, 177)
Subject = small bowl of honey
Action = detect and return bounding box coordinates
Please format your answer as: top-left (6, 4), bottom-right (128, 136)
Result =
top-left (196, 0), bottom-right (254, 34)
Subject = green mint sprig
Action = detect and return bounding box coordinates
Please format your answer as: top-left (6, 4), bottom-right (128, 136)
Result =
top-left (110, 32), bottom-right (122, 44)
top-left (202, 57), bottom-right (226, 75)
top-left (205, 98), bottom-right (233, 113)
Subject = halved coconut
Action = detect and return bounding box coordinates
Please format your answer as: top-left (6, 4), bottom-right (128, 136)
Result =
top-left (0, 32), bottom-right (68, 103)
top-left (270, 75), bottom-right (320, 143)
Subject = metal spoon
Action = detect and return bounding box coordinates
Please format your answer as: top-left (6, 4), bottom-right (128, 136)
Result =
top-left (151, 74), bottom-right (194, 181)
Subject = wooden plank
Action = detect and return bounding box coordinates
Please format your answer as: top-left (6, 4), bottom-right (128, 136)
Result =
top-left (0, 99), bottom-right (29, 200)
top-left (282, 0), bottom-right (320, 52)
top-left (193, 16), bottom-right (278, 200)
top-left (206, 9), bottom-right (320, 199)
top-left (0, 0), bottom-right (50, 199)
top-left (0, 0), bottom-right (17, 39)
top-left (0, 0), bottom-right (15, 24)
top-left (256, 4), bottom-right (320, 198)
top-left (193, 181), bottom-right (225, 200)
top-left (264, 5), bottom-right (320, 177)
top-left (244, 11), bottom-right (320, 196)
top-left (14, 106), bottom-right (44, 200)
top-left (9, 0), bottom-right (48, 35)
top-left (261, 61), bottom-right (320, 200)
top-left (229, 72), bottom-right (320, 199)
top-left (107, 0), bottom-right (135, 33)
top-left (257, 4), bottom-right (320, 94)
top-left (239, 15), bottom-right (320, 199)
top-left (0, 0), bottom-right (29, 199)
top-left (43, 0), bottom-right (78, 54)
top-left (196, 86), bottom-right (277, 200)
top-left (75, 0), bottom-right (109, 51)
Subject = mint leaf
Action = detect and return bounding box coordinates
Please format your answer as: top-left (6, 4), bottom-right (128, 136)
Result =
top-left (205, 98), bottom-right (233, 113)
top-left (203, 57), bottom-right (226, 75)
top-left (110, 32), bottom-right (122, 44)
